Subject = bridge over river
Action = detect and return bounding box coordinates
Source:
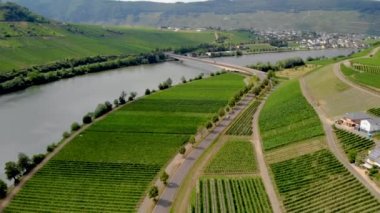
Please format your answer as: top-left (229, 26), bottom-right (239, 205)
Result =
top-left (167, 53), bottom-right (267, 80)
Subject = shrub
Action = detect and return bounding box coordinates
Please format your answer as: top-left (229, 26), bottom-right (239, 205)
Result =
top-left (0, 179), bottom-right (7, 199)
top-left (71, 122), bottom-right (81, 132)
top-left (348, 150), bottom-right (357, 163)
top-left (129, 92), bottom-right (137, 101)
top-left (212, 115), bottom-right (219, 123)
top-left (47, 143), bottom-right (57, 153)
top-left (119, 91), bottom-right (127, 105)
top-left (5, 161), bottom-right (20, 182)
top-left (179, 146), bottom-right (186, 155)
top-left (160, 172), bottom-right (169, 185)
top-left (113, 99), bottom-right (119, 107)
top-left (17, 153), bottom-right (33, 174)
top-left (148, 186), bottom-right (159, 201)
top-left (218, 108), bottom-right (226, 117)
top-left (145, 89), bottom-right (151, 95)
top-left (206, 121), bottom-right (213, 129)
top-left (105, 101), bottom-right (113, 111)
top-left (32, 154), bottom-right (45, 165)
top-left (62, 131), bottom-right (70, 139)
top-left (181, 76), bottom-right (187, 83)
top-left (82, 113), bottom-right (92, 124)
top-left (94, 103), bottom-right (110, 118)
top-left (189, 136), bottom-right (196, 144)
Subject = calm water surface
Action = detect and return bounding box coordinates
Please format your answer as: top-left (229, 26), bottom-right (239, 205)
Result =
top-left (0, 49), bottom-right (355, 180)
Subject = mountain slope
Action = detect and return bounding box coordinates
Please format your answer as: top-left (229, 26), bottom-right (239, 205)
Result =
top-left (6, 0), bottom-right (380, 34)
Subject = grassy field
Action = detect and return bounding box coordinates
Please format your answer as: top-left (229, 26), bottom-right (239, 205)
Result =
top-left (352, 49), bottom-right (380, 66)
top-left (5, 73), bottom-right (245, 212)
top-left (0, 22), bottom-right (250, 72)
top-left (271, 149), bottom-right (380, 212)
top-left (190, 178), bottom-right (272, 213)
top-left (226, 100), bottom-right (260, 136)
top-left (259, 80), bottom-right (324, 151)
top-left (341, 64), bottom-right (380, 89)
top-left (304, 65), bottom-right (380, 117)
top-left (204, 138), bottom-right (256, 175)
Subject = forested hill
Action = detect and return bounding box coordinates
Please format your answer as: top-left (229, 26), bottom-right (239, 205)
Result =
top-left (0, 2), bottom-right (46, 22)
top-left (6, 0), bottom-right (380, 35)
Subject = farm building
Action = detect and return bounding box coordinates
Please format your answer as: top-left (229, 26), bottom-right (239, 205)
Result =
top-left (360, 118), bottom-right (380, 134)
top-left (364, 145), bottom-right (380, 169)
top-left (339, 112), bottom-right (372, 128)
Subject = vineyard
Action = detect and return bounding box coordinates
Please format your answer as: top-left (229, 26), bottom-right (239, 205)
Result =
top-left (5, 161), bottom-right (160, 212)
top-left (341, 64), bottom-right (380, 89)
top-left (205, 139), bottom-right (256, 175)
top-left (352, 63), bottom-right (380, 74)
top-left (259, 79), bottom-right (324, 151)
top-left (271, 149), bottom-right (380, 212)
top-left (226, 100), bottom-right (260, 136)
top-left (190, 178), bottom-right (272, 213)
top-left (334, 128), bottom-right (375, 162)
top-left (6, 73), bottom-right (246, 212)
top-left (369, 108), bottom-right (380, 117)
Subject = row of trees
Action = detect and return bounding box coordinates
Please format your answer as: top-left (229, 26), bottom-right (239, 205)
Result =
top-left (249, 57), bottom-right (305, 72)
top-left (0, 52), bottom-right (167, 95)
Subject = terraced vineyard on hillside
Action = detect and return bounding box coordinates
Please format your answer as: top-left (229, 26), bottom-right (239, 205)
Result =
top-left (226, 100), bottom-right (260, 136)
top-left (271, 149), bottom-right (380, 212)
top-left (6, 73), bottom-right (245, 212)
top-left (191, 178), bottom-right (272, 213)
top-left (259, 80), bottom-right (324, 151)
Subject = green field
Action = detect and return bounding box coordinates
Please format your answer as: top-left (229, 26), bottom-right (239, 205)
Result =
top-left (334, 128), bottom-right (375, 162)
top-left (341, 64), bottom-right (380, 89)
top-left (352, 50), bottom-right (380, 66)
top-left (226, 100), bottom-right (260, 136)
top-left (0, 22), bottom-right (250, 72)
top-left (191, 178), bottom-right (272, 213)
top-left (259, 80), bottom-right (324, 151)
top-left (271, 149), bottom-right (380, 212)
top-left (5, 73), bottom-right (246, 212)
top-left (205, 138), bottom-right (256, 175)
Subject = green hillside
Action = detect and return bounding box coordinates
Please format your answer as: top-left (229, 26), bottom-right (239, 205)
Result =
top-left (0, 3), bottom-right (250, 73)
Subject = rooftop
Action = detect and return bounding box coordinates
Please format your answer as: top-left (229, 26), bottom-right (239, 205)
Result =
top-left (344, 112), bottom-right (372, 121)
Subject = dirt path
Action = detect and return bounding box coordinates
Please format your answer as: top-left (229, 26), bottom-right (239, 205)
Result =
top-left (251, 96), bottom-right (283, 213)
top-left (300, 77), bottom-right (380, 201)
top-left (151, 95), bottom-right (254, 213)
top-left (333, 62), bottom-right (380, 98)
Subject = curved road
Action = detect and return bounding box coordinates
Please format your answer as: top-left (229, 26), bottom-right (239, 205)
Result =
top-left (252, 97), bottom-right (283, 213)
top-left (333, 46), bottom-right (380, 98)
top-left (300, 77), bottom-right (380, 201)
top-left (152, 95), bottom-right (254, 213)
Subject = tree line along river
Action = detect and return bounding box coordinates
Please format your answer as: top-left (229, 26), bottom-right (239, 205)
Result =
top-left (0, 49), bottom-right (355, 181)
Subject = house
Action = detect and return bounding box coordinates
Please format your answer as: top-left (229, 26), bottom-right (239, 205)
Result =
top-left (360, 118), bottom-right (380, 134)
top-left (340, 112), bottom-right (372, 128)
top-left (364, 145), bottom-right (380, 169)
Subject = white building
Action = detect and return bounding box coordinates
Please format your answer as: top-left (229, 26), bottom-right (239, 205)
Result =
top-left (360, 118), bottom-right (380, 134)
top-left (365, 145), bottom-right (380, 169)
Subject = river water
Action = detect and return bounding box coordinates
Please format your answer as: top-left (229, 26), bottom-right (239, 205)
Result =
top-left (0, 49), bottom-right (355, 180)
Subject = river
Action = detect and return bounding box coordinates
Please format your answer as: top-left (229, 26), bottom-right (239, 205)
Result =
top-left (0, 49), bottom-right (355, 180)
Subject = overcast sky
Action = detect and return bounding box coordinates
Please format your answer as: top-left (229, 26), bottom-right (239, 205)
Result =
top-left (117, 0), bottom-right (208, 3)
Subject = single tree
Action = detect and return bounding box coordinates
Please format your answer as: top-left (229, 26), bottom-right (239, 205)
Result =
top-left (189, 136), bottom-right (196, 145)
top-left (5, 161), bottom-right (20, 183)
top-left (71, 122), bottom-right (81, 132)
top-left (206, 121), bottom-right (213, 129)
top-left (119, 91), bottom-right (127, 104)
top-left (32, 154), bottom-right (45, 165)
top-left (0, 179), bottom-right (7, 199)
top-left (47, 143), bottom-right (57, 153)
top-left (113, 99), bottom-right (119, 107)
top-left (181, 76), bottom-right (187, 83)
top-left (145, 88), bottom-right (151, 95)
top-left (104, 101), bottom-right (113, 111)
top-left (129, 92), bottom-right (137, 101)
top-left (62, 131), bottom-right (70, 139)
top-left (148, 186), bottom-right (159, 202)
top-left (82, 113), bottom-right (92, 124)
top-left (160, 172), bottom-right (169, 185)
top-left (17, 153), bottom-right (33, 174)
top-left (179, 146), bottom-right (186, 155)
